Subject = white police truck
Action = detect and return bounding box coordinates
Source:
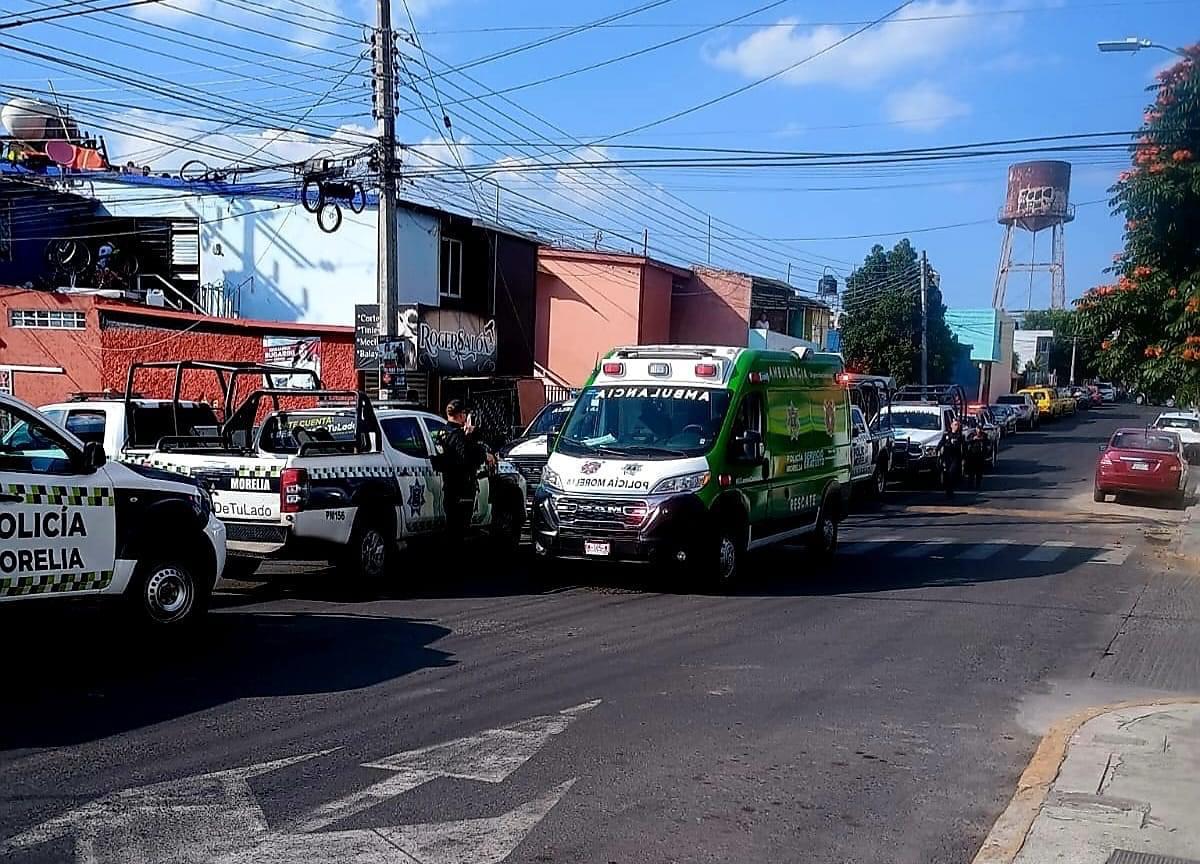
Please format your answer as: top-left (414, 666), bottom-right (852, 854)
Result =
top-left (0, 392), bottom-right (226, 626)
top-left (112, 361), bottom-right (526, 583)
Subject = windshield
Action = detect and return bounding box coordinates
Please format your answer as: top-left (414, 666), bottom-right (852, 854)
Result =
top-left (882, 409), bottom-right (942, 431)
top-left (526, 403), bottom-right (573, 436)
top-left (1156, 417), bottom-right (1199, 432)
top-left (558, 385), bottom-right (731, 458)
top-left (1111, 431), bottom-right (1178, 453)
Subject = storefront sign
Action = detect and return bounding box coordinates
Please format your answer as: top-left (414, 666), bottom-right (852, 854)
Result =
top-left (0, 368), bottom-right (12, 396)
top-left (354, 304), bottom-right (380, 371)
top-left (262, 336), bottom-right (320, 389)
top-left (417, 308), bottom-right (497, 374)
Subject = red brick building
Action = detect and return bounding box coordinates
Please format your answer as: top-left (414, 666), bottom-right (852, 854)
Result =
top-left (0, 286), bottom-right (355, 406)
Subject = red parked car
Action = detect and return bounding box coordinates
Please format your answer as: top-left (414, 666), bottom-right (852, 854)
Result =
top-left (1095, 427), bottom-right (1191, 509)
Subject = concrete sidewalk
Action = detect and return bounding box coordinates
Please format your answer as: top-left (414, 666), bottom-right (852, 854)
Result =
top-left (986, 703), bottom-right (1200, 864)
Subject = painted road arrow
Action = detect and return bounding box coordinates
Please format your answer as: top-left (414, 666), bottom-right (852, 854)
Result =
top-left (0, 700), bottom-right (600, 863)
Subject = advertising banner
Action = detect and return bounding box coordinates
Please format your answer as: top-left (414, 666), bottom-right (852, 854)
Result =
top-left (354, 304), bottom-right (380, 371)
top-left (417, 308), bottom-right (498, 374)
top-left (262, 336), bottom-right (321, 389)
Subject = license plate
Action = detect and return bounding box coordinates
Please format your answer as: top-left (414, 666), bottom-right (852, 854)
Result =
top-left (584, 540), bottom-right (611, 557)
top-left (1131, 462), bottom-right (1150, 471)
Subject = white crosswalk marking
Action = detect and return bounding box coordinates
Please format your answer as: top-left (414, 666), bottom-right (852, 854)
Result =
top-left (957, 540), bottom-right (1016, 561)
top-left (1019, 541), bottom-right (1074, 563)
top-left (1087, 544), bottom-right (1133, 565)
top-left (895, 538), bottom-right (953, 558)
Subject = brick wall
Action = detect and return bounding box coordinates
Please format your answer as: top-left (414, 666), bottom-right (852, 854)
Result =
top-left (0, 290), bottom-right (102, 404)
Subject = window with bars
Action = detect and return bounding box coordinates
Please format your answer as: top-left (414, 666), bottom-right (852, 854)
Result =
top-left (9, 309), bottom-right (87, 330)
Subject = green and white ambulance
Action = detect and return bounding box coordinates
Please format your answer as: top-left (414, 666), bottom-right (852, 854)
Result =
top-left (531, 345), bottom-right (852, 583)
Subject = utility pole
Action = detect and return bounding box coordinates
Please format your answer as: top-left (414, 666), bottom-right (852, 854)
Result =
top-left (1069, 336), bottom-right (1078, 386)
top-left (374, 0), bottom-right (400, 354)
top-left (920, 250), bottom-right (929, 386)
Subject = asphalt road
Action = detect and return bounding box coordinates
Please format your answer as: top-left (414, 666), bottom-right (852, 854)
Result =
top-left (2, 404), bottom-right (1197, 864)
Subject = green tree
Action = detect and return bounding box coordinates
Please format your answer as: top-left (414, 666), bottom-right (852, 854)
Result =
top-left (1075, 44), bottom-right (1200, 404)
top-left (1022, 308), bottom-right (1099, 383)
top-left (839, 239), bottom-right (959, 385)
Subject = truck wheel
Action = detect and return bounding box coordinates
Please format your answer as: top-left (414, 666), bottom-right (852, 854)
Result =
top-left (342, 515), bottom-right (392, 583)
top-left (807, 497), bottom-right (839, 560)
top-left (489, 498), bottom-right (524, 554)
top-left (711, 526), bottom-right (742, 588)
top-left (870, 463), bottom-right (888, 500)
top-left (129, 558), bottom-right (208, 626)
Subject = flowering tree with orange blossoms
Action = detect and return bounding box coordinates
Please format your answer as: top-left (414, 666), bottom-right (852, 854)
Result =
top-left (1076, 44), bottom-right (1200, 405)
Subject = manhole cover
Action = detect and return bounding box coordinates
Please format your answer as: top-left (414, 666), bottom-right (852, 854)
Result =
top-left (1106, 852), bottom-right (1200, 864)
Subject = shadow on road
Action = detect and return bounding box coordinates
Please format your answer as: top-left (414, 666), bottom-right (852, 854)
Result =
top-left (0, 609), bottom-right (455, 750)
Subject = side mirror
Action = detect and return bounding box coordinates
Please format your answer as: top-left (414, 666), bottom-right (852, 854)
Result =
top-left (733, 429), bottom-right (765, 464)
top-left (82, 441), bottom-right (107, 470)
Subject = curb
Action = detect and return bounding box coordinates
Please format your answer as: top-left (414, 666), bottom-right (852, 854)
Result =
top-left (1169, 505), bottom-right (1198, 564)
top-left (971, 698), bottom-right (1200, 864)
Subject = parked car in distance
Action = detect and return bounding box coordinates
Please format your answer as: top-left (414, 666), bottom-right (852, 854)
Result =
top-left (988, 403), bottom-right (1019, 437)
top-left (1055, 388), bottom-right (1078, 416)
top-left (1019, 387), bottom-right (1057, 420)
top-left (1096, 382), bottom-right (1117, 404)
top-left (1095, 427), bottom-right (1190, 509)
top-left (997, 393), bottom-right (1039, 429)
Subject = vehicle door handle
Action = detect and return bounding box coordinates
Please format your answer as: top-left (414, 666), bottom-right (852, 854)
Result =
top-left (0, 493), bottom-right (23, 504)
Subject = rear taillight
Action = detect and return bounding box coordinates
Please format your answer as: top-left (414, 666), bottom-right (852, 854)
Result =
top-left (281, 467), bottom-right (308, 513)
top-left (1167, 458), bottom-right (1182, 472)
top-left (1099, 450), bottom-right (1114, 467)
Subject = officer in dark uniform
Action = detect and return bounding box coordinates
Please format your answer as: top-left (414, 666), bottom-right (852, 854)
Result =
top-left (938, 419), bottom-right (966, 498)
top-left (437, 399), bottom-right (490, 543)
top-left (964, 422), bottom-right (987, 490)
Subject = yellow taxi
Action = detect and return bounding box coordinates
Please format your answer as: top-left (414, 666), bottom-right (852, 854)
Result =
top-left (1019, 387), bottom-right (1057, 419)
top-left (1055, 387), bottom-right (1077, 416)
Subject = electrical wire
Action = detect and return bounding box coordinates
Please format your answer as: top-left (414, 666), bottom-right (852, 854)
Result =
top-left (0, 0), bottom-right (166, 30)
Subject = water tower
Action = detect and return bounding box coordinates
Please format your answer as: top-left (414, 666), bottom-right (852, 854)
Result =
top-left (992, 160), bottom-right (1075, 310)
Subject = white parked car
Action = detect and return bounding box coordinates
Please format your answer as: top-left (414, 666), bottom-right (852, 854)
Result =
top-left (0, 393), bottom-right (226, 626)
top-left (1154, 412), bottom-right (1200, 462)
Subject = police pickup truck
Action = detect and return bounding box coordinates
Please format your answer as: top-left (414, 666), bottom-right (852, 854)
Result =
top-left (876, 384), bottom-right (967, 484)
top-left (114, 361), bottom-right (526, 582)
top-left (0, 392), bottom-right (226, 626)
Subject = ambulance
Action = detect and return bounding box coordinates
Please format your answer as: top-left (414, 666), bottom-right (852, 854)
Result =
top-left (0, 393), bottom-right (226, 626)
top-left (531, 345), bottom-right (852, 584)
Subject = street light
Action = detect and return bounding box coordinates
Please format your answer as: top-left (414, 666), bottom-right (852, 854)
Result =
top-left (1097, 37), bottom-right (1187, 57)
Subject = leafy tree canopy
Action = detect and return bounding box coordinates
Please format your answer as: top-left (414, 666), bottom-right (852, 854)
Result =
top-left (839, 239), bottom-right (959, 385)
top-left (1075, 44), bottom-right (1200, 404)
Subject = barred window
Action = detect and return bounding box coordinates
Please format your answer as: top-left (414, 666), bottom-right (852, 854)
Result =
top-left (9, 309), bottom-right (86, 330)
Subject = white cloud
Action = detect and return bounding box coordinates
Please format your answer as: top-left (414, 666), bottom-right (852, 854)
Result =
top-left (103, 110), bottom-right (372, 170)
top-left (884, 81), bottom-right (970, 131)
top-left (708, 0), bottom-right (994, 89)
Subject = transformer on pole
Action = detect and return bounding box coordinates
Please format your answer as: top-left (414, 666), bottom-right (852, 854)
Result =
top-left (992, 161), bottom-right (1075, 311)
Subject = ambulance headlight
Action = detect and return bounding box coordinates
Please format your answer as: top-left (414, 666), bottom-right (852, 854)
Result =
top-left (651, 470), bottom-right (710, 495)
top-left (541, 466), bottom-right (563, 490)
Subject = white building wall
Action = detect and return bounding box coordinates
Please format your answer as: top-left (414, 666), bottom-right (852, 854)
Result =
top-left (89, 178), bottom-right (438, 326)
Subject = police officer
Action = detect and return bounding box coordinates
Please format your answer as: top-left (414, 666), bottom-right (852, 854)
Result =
top-left (964, 423), bottom-right (987, 491)
top-left (938, 419), bottom-right (966, 499)
top-left (437, 399), bottom-right (491, 544)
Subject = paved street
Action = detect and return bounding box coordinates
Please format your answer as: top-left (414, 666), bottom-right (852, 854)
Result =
top-left (2, 405), bottom-right (1197, 864)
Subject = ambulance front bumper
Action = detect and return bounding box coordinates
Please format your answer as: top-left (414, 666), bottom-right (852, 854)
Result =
top-left (531, 488), bottom-right (709, 565)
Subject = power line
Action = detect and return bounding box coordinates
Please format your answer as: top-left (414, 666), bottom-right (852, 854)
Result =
top-left (587, 0), bottom-right (916, 143)
top-left (0, 0), bottom-right (165, 30)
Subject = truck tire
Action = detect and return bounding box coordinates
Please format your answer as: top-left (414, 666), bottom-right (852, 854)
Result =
top-left (870, 462), bottom-right (888, 500)
top-left (340, 512), bottom-right (392, 583)
top-left (806, 494), bottom-right (839, 561)
top-left (128, 557), bottom-right (209, 627)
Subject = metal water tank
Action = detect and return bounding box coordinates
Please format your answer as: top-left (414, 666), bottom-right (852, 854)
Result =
top-left (1, 97), bottom-right (75, 142)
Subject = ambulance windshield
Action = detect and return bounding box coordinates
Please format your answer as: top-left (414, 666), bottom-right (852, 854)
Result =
top-left (558, 386), bottom-right (731, 459)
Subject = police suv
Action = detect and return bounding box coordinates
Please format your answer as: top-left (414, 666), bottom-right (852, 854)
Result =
top-left (0, 392), bottom-right (227, 626)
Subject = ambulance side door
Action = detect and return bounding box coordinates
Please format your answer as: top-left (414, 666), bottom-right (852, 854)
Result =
top-left (0, 400), bottom-right (117, 599)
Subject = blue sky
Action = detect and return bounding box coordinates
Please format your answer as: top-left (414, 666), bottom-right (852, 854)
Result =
top-left (2, 0), bottom-right (1197, 309)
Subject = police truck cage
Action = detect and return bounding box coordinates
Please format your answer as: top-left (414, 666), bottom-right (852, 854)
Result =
top-left (124, 357), bottom-right (328, 451)
top-left (894, 384), bottom-right (967, 417)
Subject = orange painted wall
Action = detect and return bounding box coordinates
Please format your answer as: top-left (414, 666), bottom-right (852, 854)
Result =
top-left (671, 268), bottom-right (751, 346)
top-left (535, 257), bottom-right (644, 387)
top-left (0, 290), bottom-right (103, 405)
